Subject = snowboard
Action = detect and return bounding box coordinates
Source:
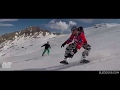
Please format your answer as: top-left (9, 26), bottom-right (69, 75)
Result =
top-left (60, 60), bottom-right (69, 64)
top-left (80, 59), bottom-right (90, 63)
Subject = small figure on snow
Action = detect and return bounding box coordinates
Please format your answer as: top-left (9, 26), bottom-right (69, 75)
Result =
top-left (60, 26), bottom-right (91, 64)
top-left (41, 41), bottom-right (51, 56)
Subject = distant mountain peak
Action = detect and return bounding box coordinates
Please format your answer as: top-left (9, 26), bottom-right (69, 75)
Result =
top-left (0, 26), bottom-right (59, 44)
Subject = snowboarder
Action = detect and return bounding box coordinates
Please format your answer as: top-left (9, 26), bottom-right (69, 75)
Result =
top-left (60, 26), bottom-right (91, 64)
top-left (41, 41), bottom-right (51, 56)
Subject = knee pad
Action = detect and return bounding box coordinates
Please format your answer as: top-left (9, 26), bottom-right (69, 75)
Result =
top-left (82, 51), bottom-right (86, 56)
top-left (87, 45), bottom-right (91, 51)
top-left (82, 50), bottom-right (89, 57)
top-left (68, 53), bottom-right (74, 58)
top-left (65, 53), bottom-right (73, 58)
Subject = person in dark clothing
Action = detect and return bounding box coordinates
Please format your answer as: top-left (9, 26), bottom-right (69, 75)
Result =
top-left (41, 41), bottom-right (51, 56)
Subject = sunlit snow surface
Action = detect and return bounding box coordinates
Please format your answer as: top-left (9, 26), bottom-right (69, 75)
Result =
top-left (0, 23), bottom-right (120, 71)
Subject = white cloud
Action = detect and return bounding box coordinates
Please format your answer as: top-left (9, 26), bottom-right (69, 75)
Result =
top-left (0, 19), bottom-right (18, 27)
top-left (47, 20), bottom-right (77, 31)
top-left (69, 21), bottom-right (77, 25)
top-left (49, 19), bottom-right (56, 24)
top-left (0, 23), bottom-right (14, 26)
top-left (0, 19), bottom-right (18, 22)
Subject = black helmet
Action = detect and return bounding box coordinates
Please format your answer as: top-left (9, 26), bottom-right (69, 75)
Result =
top-left (78, 26), bottom-right (84, 33)
top-left (79, 26), bottom-right (83, 30)
top-left (71, 26), bottom-right (78, 31)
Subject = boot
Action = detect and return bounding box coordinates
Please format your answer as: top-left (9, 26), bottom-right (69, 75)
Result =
top-left (60, 58), bottom-right (69, 64)
top-left (80, 59), bottom-right (90, 63)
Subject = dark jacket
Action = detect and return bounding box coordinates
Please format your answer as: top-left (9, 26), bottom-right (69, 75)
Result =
top-left (41, 43), bottom-right (51, 49)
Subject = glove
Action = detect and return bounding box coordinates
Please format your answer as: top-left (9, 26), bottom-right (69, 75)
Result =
top-left (61, 42), bottom-right (66, 48)
top-left (82, 42), bottom-right (87, 49)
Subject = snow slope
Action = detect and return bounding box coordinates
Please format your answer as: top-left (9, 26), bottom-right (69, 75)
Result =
top-left (0, 23), bottom-right (120, 71)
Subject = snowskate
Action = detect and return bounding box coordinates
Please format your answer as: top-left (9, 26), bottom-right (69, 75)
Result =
top-left (60, 60), bottom-right (69, 64)
top-left (80, 59), bottom-right (90, 63)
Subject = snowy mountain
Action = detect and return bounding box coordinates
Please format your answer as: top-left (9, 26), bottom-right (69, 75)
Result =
top-left (0, 23), bottom-right (120, 71)
top-left (0, 26), bottom-right (57, 43)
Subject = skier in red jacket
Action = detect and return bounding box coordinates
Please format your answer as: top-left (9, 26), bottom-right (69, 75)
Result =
top-left (60, 26), bottom-right (91, 64)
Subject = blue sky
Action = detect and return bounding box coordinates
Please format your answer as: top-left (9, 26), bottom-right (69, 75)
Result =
top-left (0, 19), bottom-right (120, 35)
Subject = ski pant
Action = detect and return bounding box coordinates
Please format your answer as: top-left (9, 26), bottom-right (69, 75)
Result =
top-left (42, 48), bottom-right (50, 56)
top-left (81, 43), bottom-right (91, 60)
top-left (64, 43), bottom-right (77, 58)
top-left (64, 43), bottom-right (91, 59)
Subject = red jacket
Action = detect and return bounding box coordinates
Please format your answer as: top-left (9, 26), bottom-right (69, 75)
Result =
top-left (65, 32), bottom-right (87, 49)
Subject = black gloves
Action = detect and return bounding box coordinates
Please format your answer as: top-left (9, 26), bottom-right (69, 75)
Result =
top-left (61, 42), bottom-right (66, 48)
top-left (82, 42), bottom-right (87, 49)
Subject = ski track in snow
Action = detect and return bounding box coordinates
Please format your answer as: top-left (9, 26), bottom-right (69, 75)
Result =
top-left (3, 53), bottom-right (120, 71)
